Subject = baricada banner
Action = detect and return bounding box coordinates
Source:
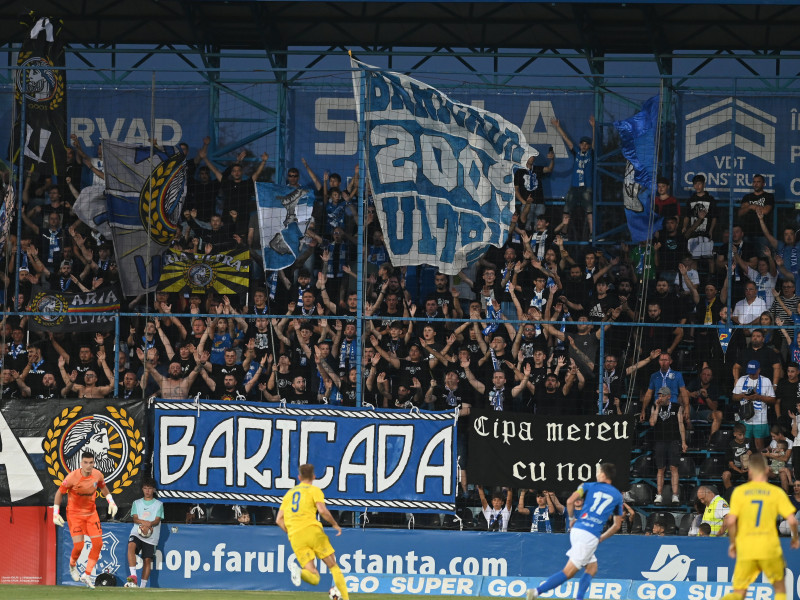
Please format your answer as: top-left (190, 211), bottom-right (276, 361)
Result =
top-left (351, 58), bottom-right (533, 275)
top-left (57, 524), bottom-right (791, 598)
top-left (0, 398), bottom-right (144, 509)
top-left (153, 402), bottom-right (457, 513)
top-left (27, 284), bottom-right (120, 332)
top-left (158, 248), bottom-right (250, 295)
top-left (467, 412), bottom-right (633, 493)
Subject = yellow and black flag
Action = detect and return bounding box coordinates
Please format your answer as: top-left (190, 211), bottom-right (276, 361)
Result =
top-left (158, 248), bottom-right (250, 295)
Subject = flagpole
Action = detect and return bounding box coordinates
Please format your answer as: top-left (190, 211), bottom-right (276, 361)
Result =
top-left (14, 66), bottom-right (28, 313)
top-left (353, 52), bottom-right (366, 408)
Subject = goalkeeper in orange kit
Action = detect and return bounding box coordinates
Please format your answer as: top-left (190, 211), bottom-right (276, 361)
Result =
top-left (52, 451), bottom-right (118, 588)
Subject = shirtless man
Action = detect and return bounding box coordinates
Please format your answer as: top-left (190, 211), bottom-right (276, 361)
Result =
top-left (145, 357), bottom-right (205, 399)
top-left (59, 355), bottom-right (114, 398)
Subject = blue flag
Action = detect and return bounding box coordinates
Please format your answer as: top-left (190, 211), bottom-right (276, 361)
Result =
top-left (255, 183), bottom-right (315, 271)
top-left (614, 95), bottom-right (662, 242)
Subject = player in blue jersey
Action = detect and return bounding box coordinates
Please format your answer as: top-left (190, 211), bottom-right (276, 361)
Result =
top-left (527, 463), bottom-right (623, 600)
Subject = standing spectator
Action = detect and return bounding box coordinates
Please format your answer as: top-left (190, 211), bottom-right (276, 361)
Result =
top-left (732, 360), bottom-right (776, 450)
top-left (477, 487), bottom-right (512, 532)
top-left (515, 150), bottom-right (555, 229)
top-left (517, 489), bottom-right (565, 532)
top-left (732, 282), bottom-right (768, 330)
top-left (686, 367), bottom-right (723, 445)
top-left (551, 115), bottom-right (595, 239)
top-left (650, 387), bottom-right (687, 506)
top-left (654, 176), bottom-right (680, 219)
top-left (738, 174), bottom-right (774, 254)
top-left (639, 352), bottom-right (690, 425)
top-left (683, 173), bottom-right (716, 263)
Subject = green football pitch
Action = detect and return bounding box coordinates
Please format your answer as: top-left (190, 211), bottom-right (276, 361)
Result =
top-left (0, 588), bottom-right (460, 600)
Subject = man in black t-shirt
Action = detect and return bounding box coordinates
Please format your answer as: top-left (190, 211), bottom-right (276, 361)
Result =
top-left (650, 387), bottom-right (687, 506)
top-left (514, 150), bottom-right (554, 230)
top-left (738, 174), bottom-right (774, 253)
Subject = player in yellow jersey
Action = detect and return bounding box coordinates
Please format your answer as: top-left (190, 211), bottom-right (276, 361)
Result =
top-left (722, 453), bottom-right (799, 600)
top-left (277, 463), bottom-right (350, 600)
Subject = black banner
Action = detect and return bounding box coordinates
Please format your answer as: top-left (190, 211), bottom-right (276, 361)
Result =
top-left (0, 398), bottom-right (144, 512)
top-left (468, 412), bottom-right (633, 493)
top-left (10, 15), bottom-right (67, 177)
top-left (27, 285), bottom-right (120, 333)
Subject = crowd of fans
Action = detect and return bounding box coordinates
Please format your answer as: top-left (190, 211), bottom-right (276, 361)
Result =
top-left (2, 118), bottom-right (800, 532)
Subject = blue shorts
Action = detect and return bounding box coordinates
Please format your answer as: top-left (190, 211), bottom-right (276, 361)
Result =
top-left (744, 423), bottom-right (770, 440)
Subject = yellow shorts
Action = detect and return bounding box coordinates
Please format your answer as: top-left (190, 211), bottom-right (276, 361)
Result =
top-left (732, 557), bottom-right (786, 589)
top-left (289, 526), bottom-right (335, 568)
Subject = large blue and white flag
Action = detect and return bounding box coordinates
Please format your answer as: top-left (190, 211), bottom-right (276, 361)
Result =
top-left (103, 140), bottom-right (187, 295)
top-left (614, 95), bottom-right (662, 242)
top-left (351, 58), bottom-right (532, 275)
top-left (255, 182), bottom-right (315, 271)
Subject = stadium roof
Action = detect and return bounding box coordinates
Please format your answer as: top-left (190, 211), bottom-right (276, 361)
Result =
top-left (3, 1), bottom-right (800, 55)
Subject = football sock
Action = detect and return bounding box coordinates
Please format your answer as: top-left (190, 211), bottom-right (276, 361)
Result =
top-left (70, 542), bottom-right (84, 564)
top-left (720, 593), bottom-right (744, 600)
top-left (536, 570), bottom-right (568, 595)
top-left (85, 539), bottom-right (101, 576)
top-left (140, 580), bottom-right (148, 588)
top-left (301, 568), bottom-right (320, 585)
top-left (330, 565), bottom-right (349, 600)
top-left (129, 567), bottom-right (137, 577)
top-left (775, 593), bottom-right (786, 600)
top-left (576, 572), bottom-right (593, 600)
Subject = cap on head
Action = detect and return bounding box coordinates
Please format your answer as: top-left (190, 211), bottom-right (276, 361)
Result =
top-left (579, 136), bottom-right (592, 145)
top-left (657, 386), bottom-right (671, 396)
top-left (746, 360), bottom-right (760, 375)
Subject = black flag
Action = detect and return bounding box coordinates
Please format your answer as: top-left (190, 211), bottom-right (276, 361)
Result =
top-left (10, 15), bottom-right (67, 178)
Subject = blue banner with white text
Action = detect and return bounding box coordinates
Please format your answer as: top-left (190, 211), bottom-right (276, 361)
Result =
top-left (57, 525), bottom-right (794, 597)
top-left (153, 402), bottom-right (457, 512)
top-left (676, 92), bottom-right (800, 200)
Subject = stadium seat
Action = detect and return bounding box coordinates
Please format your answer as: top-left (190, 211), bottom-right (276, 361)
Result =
top-left (710, 429), bottom-right (733, 452)
top-left (162, 503), bottom-right (189, 523)
top-left (699, 456), bottom-right (725, 479)
top-left (458, 507), bottom-right (476, 529)
top-left (205, 505), bottom-right (233, 524)
top-left (627, 511), bottom-right (646, 535)
top-left (627, 482), bottom-right (654, 506)
top-left (338, 511), bottom-right (355, 528)
top-left (441, 513), bottom-right (463, 530)
top-left (646, 511), bottom-right (677, 535)
top-left (251, 507), bottom-right (275, 526)
top-left (507, 511), bottom-right (530, 532)
top-left (631, 454), bottom-right (655, 478)
top-left (677, 456), bottom-right (696, 478)
top-left (675, 513), bottom-right (693, 536)
top-left (414, 513), bottom-right (442, 529)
